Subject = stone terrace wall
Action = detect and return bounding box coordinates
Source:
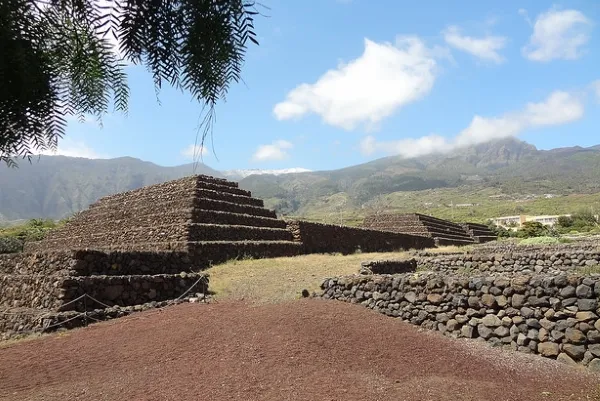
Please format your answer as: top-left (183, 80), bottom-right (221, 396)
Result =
top-left (0, 250), bottom-right (203, 276)
top-left (474, 241), bottom-right (600, 254)
top-left (0, 299), bottom-right (180, 341)
top-left (1, 271), bottom-right (207, 312)
top-left (321, 271), bottom-right (600, 369)
top-left (416, 251), bottom-right (600, 275)
top-left (285, 220), bottom-right (435, 255)
top-left (362, 213), bottom-right (477, 246)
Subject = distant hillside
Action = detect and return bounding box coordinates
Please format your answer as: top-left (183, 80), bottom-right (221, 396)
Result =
top-left (238, 138), bottom-right (600, 216)
top-left (2, 138), bottom-right (600, 222)
top-left (0, 156), bottom-right (219, 220)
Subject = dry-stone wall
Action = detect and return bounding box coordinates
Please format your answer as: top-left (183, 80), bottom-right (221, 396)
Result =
top-left (0, 298), bottom-right (197, 341)
top-left (0, 249), bottom-right (209, 340)
top-left (1, 272), bottom-right (206, 311)
top-left (321, 272), bottom-right (600, 369)
top-left (416, 251), bottom-right (600, 275)
top-left (286, 220), bottom-right (435, 255)
top-left (474, 241), bottom-right (600, 255)
top-left (321, 245), bottom-right (600, 370)
top-left (0, 250), bottom-right (203, 276)
top-left (360, 259), bottom-right (417, 275)
top-left (362, 213), bottom-right (489, 246)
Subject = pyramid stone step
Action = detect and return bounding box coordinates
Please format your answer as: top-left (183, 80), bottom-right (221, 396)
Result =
top-left (0, 273), bottom-right (68, 309)
top-left (90, 187), bottom-right (263, 213)
top-left (463, 222), bottom-right (491, 230)
top-left (415, 213), bottom-right (465, 228)
top-left (429, 232), bottom-right (474, 242)
top-left (55, 208), bottom-right (194, 233)
top-left (27, 223), bottom-right (294, 252)
top-left (41, 241), bottom-right (303, 265)
top-left (78, 196), bottom-right (276, 221)
top-left (468, 228), bottom-right (496, 237)
top-left (193, 198), bottom-right (276, 218)
top-left (191, 209), bottom-right (287, 229)
top-left (80, 241), bottom-right (301, 263)
top-left (434, 237), bottom-right (475, 247)
top-left (23, 224), bottom-right (189, 252)
top-left (45, 209), bottom-right (286, 238)
top-left (188, 224), bottom-right (294, 242)
top-left (93, 175), bottom-right (239, 205)
top-left (187, 240), bottom-right (302, 265)
top-left (473, 235), bottom-right (497, 244)
top-left (420, 221), bottom-right (471, 236)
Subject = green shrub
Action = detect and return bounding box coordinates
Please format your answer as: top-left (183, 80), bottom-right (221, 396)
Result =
top-left (518, 236), bottom-right (560, 246)
top-left (487, 221), bottom-right (515, 238)
top-left (0, 218), bottom-right (58, 242)
top-left (516, 221), bottom-right (548, 238)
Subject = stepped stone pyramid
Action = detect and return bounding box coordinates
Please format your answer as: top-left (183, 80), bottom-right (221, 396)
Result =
top-left (24, 174), bottom-right (301, 265)
top-left (362, 213), bottom-right (494, 246)
top-left (2, 175), bottom-right (300, 339)
top-left (460, 222), bottom-right (497, 244)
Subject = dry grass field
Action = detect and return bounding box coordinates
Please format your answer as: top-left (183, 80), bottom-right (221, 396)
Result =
top-left (205, 246), bottom-right (470, 303)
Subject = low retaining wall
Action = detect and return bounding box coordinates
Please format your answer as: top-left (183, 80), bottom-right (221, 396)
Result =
top-left (474, 241), bottom-right (600, 254)
top-left (360, 259), bottom-right (417, 275)
top-left (1, 272), bottom-right (208, 311)
top-left (286, 220), bottom-right (434, 255)
top-left (416, 251), bottom-right (600, 275)
top-left (321, 271), bottom-right (600, 369)
top-left (0, 250), bottom-right (203, 276)
top-left (0, 300), bottom-right (175, 341)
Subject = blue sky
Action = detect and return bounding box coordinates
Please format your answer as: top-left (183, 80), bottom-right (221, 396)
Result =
top-left (53, 0), bottom-right (600, 172)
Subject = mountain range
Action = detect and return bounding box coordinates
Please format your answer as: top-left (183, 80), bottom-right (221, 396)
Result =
top-left (2, 138), bottom-right (600, 222)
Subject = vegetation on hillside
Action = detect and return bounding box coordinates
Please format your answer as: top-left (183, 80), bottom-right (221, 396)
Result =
top-left (0, 219), bottom-right (62, 253)
top-left (1, 0), bottom-right (260, 166)
top-left (243, 139), bottom-right (600, 221)
top-left (2, 139), bottom-right (600, 223)
top-left (554, 209), bottom-right (600, 234)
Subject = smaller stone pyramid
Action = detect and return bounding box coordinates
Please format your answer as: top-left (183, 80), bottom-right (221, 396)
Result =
top-left (362, 213), bottom-right (476, 246)
top-left (25, 175), bottom-right (301, 264)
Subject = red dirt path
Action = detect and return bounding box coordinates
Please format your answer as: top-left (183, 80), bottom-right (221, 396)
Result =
top-left (0, 299), bottom-right (598, 401)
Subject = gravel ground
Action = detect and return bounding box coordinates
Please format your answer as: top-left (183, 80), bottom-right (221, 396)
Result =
top-left (0, 299), bottom-right (598, 401)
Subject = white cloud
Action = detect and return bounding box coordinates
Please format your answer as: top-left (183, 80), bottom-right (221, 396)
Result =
top-left (273, 36), bottom-right (440, 130)
top-left (361, 90), bottom-right (584, 158)
top-left (522, 7), bottom-right (591, 62)
top-left (35, 139), bottom-right (105, 159)
top-left (443, 25), bottom-right (507, 63)
top-left (252, 140), bottom-right (293, 162)
top-left (181, 144), bottom-right (209, 160)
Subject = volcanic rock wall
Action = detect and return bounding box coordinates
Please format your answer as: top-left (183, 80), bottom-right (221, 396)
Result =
top-left (321, 271), bottom-right (600, 369)
top-left (285, 220), bottom-right (435, 255)
top-left (362, 213), bottom-right (490, 246)
top-left (0, 249), bottom-right (209, 340)
top-left (416, 251), bottom-right (600, 275)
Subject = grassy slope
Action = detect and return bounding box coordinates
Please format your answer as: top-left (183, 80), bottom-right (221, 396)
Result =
top-left (205, 246), bottom-right (472, 303)
top-left (206, 252), bottom-right (408, 303)
top-left (286, 186), bottom-right (600, 226)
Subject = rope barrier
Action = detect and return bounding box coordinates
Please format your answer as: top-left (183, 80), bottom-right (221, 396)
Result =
top-left (0, 276), bottom-right (210, 335)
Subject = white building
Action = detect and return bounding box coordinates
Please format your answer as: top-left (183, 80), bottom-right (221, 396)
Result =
top-left (490, 214), bottom-right (573, 228)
